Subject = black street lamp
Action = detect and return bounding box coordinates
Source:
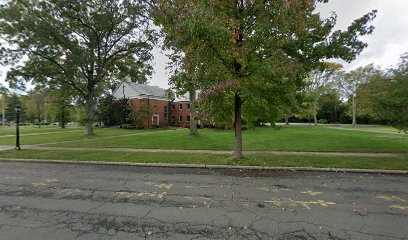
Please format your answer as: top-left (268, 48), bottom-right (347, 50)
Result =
top-left (15, 105), bottom-right (21, 150)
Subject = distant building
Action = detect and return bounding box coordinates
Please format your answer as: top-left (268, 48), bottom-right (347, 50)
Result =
top-left (112, 82), bottom-right (194, 128)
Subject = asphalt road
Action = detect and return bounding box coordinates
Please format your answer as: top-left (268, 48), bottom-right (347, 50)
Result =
top-left (0, 161), bottom-right (407, 240)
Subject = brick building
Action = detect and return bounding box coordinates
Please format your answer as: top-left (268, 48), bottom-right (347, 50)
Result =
top-left (113, 82), bottom-right (194, 128)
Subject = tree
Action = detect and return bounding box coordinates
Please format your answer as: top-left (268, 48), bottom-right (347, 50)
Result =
top-left (357, 54), bottom-right (408, 132)
top-left (356, 73), bottom-right (387, 121)
top-left (335, 64), bottom-right (380, 127)
top-left (155, 1), bottom-right (377, 158)
top-left (5, 93), bottom-right (25, 122)
top-left (97, 95), bottom-right (132, 127)
top-left (0, 0), bottom-right (155, 135)
top-left (47, 89), bottom-right (74, 128)
top-left (24, 89), bottom-right (48, 127)
top-left (387, 55), bottom-right (408, 132)
top-left (168, 52), bottom-right (202, 135)
top-left (0, 85), bottom-right (9, 126)
top-left (317, 90), bottom-right (344, 123)
top-left (304, 62), bottom-right (342, 125)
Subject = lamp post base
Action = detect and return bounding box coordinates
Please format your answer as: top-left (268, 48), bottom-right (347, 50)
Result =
top-left (15, 147), bottom-right (21, 150)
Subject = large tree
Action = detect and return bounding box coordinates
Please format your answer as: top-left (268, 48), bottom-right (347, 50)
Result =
top-left (0, 0), bottom-right (155, 135)
top-left (304, 62), bottom-right (342, 125)
top-left (168, 50), bottom-right (205, 136)
top-left (24, 89), bottom-right (48, 127)
top-left (357, 54), bottom-right (408, 132)
top-left (387, 54), bottom-right (408, 132)
top-left (335, 64), bottom-right (380, 127)
top-left (155, 0), bottom-right (377, 158)
top-left (5, 93), bottom-right (25, 122)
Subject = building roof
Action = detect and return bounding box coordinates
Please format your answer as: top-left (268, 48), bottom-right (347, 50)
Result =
top-left (113, 82), bottom-right (169, 100)
top-left (113, 82), bottom-right (199, 102)
top-left (127, 83), bottom-right (167, 98)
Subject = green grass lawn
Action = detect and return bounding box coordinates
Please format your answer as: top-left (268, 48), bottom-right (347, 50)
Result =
top-left (0, 125), bottom-right (81, 136)
top-left (0, 149), bottom-right (406, 170)
top-left (47, 126), bottom-right (408, 153)
top-left (0, 125), bottom-right (406, 153)
top-left (0, 127), bottom-right (167, 145)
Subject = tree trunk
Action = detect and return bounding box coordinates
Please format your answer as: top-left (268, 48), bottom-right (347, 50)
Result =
top-left (233, 93), bottom-right (243, 159)
top-left (285, 116), bottom-right (289, 125)
top-left (85, 93), bottom-right (95, 135)
top-left (352, 95), bottom-right (357, 127)
top-left (189, 89), bottom-right (198, 136)
top-left (60, 106), bottom-right (65, 129)
top-left (312, 99), bottom-right (318, 126)
top-left (38, 111), bottom-right (41, 128)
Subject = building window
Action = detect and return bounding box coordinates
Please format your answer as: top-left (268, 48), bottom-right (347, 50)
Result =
top-left (179, 104), bottom-right (183, 110)
top-left (154, 105), bottom-right (156, 108)
top-left (179, 116), bottom-right (182, 122)
top-left (171, 104), bottom-right (175, 110)
top-left (187, 116), bottom-right (190, 122)
top-left (187, 104), bottom-right (190, 110)
top-left (172, 116), bottom-right (175, 123)
top-left (164, 106), bottom-right (168, 121)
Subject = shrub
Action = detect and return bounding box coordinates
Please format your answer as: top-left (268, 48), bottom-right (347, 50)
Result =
top-left (318, 119), bottom-right (328, 124)
top-left (121, 124), bottom-right (136, 129)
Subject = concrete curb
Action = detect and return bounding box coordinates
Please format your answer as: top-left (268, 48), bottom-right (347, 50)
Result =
top-left (0, 157), bottom-right (407, 175)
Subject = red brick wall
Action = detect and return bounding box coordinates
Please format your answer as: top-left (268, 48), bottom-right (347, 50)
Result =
top-left (128, 98), bottom-right (171, 128)
top-left (126, 98), bottom-right (191, 128)
top-left (169, 102), bottom-right (190, 128)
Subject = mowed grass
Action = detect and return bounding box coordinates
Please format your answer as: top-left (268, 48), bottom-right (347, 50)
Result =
top-left (0, 127), bottom-right (167, 145)
top-left (0, 149), bottom-right (406, 170)
top-left (49, 126), bottom-right (408, 153)
top-left (0, 125), bottom-right (81, 136)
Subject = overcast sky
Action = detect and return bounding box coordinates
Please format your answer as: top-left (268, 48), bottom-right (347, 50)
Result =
top-left (1, 0), bottom-right (408, 91)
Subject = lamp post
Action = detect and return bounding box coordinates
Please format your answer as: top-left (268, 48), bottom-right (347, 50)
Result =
top-left (15, 105), bottom-right (21, 150)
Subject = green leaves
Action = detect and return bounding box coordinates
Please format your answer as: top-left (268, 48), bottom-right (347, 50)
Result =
top-left (156, 0), bottom-right (377, 127)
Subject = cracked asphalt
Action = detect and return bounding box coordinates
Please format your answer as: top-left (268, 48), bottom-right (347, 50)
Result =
top-left (0, 161), bottom-right (407, 240)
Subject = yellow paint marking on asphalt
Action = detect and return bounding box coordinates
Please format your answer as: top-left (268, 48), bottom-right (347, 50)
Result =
top-left (32, 182), bottom-right (47, 187)
top-left (265, 198), bottom-right (336, 210)
top-left (183, 196), bottom-right (211, 201)
top-left (257, 186), bottom-right (292, 192)
top-left (32, 178), bottom-right (59, 187)
top-left (376, 195), bottom-right (406, 202)
top-left (389, 205), bottom-right (408, 210)
top-left (146, 182), bottom-right (174, 190)
top-left (5, 176), bottom-right (23, 180)
top-left (45, 179), bottom-right (58, 182)
top-left (301, 190), bottom-right (323, 196)
top-left (55, 188), bottom-right (81, 195)
top-left (117, 191), bottom-right (167, 199)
